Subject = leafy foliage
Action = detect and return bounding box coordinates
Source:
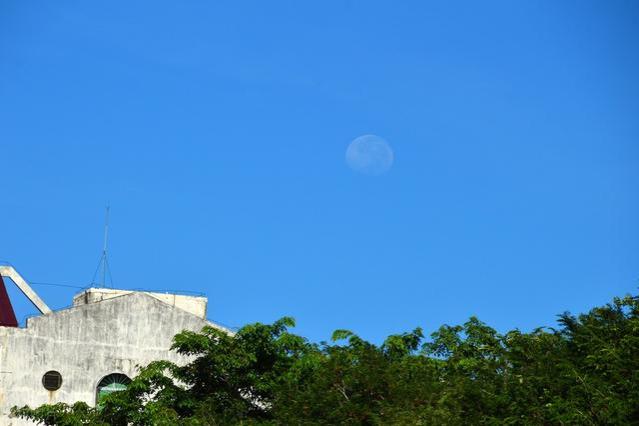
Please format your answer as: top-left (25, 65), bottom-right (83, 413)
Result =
top-left (12, 294), bottom-right (639, 425)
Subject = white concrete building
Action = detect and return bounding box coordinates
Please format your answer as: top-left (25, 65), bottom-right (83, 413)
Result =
top-left (0, 266), bottom-right (230, 425)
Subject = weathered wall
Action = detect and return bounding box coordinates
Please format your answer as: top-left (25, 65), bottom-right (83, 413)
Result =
top-left (0, 292), bottom-right (225, 425)
top-left (72, 288), bottom-right (208, 319)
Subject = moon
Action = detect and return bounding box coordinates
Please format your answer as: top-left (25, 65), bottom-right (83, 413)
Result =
top-left (345, 134), bottom-right (394, 175)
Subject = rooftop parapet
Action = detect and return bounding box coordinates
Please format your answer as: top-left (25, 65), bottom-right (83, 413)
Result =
top-left (73, 287), bottom-right (208, 319)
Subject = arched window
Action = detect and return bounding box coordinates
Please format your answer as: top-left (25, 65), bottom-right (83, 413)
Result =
top-left (96, 373), bottom-right (131, 405)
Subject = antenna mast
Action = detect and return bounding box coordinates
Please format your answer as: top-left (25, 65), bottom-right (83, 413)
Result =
top-left (102, 206), bottom-right (110, 287)
top-left (92, 206), bottom-right (113, 288)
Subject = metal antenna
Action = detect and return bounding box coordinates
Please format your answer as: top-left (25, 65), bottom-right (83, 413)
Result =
top-left (102, 206), bottom-right (110, 287)
top-left (92, 206), bottom-right (113, 288)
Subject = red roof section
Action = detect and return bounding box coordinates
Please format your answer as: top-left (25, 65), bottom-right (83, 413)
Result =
top-left (0, 274), bottom-right (18, 327)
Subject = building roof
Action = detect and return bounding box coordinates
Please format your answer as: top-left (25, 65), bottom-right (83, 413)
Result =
top-left (73, 287), bottom-right (208, 319)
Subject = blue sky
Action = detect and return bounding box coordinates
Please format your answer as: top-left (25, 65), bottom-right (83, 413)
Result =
top-left (1, 1), bottom-right (637, 342)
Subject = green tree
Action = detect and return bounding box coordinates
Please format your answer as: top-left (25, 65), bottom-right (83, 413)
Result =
top-left (12, 293), bottom-right (639, 425)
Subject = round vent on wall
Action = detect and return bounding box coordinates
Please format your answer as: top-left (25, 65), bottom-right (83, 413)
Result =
top-left (42, 370), bottom-right (63, 391)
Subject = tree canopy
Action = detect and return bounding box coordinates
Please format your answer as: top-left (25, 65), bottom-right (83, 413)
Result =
top-left (12, 293), bottom-right (639, 425)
